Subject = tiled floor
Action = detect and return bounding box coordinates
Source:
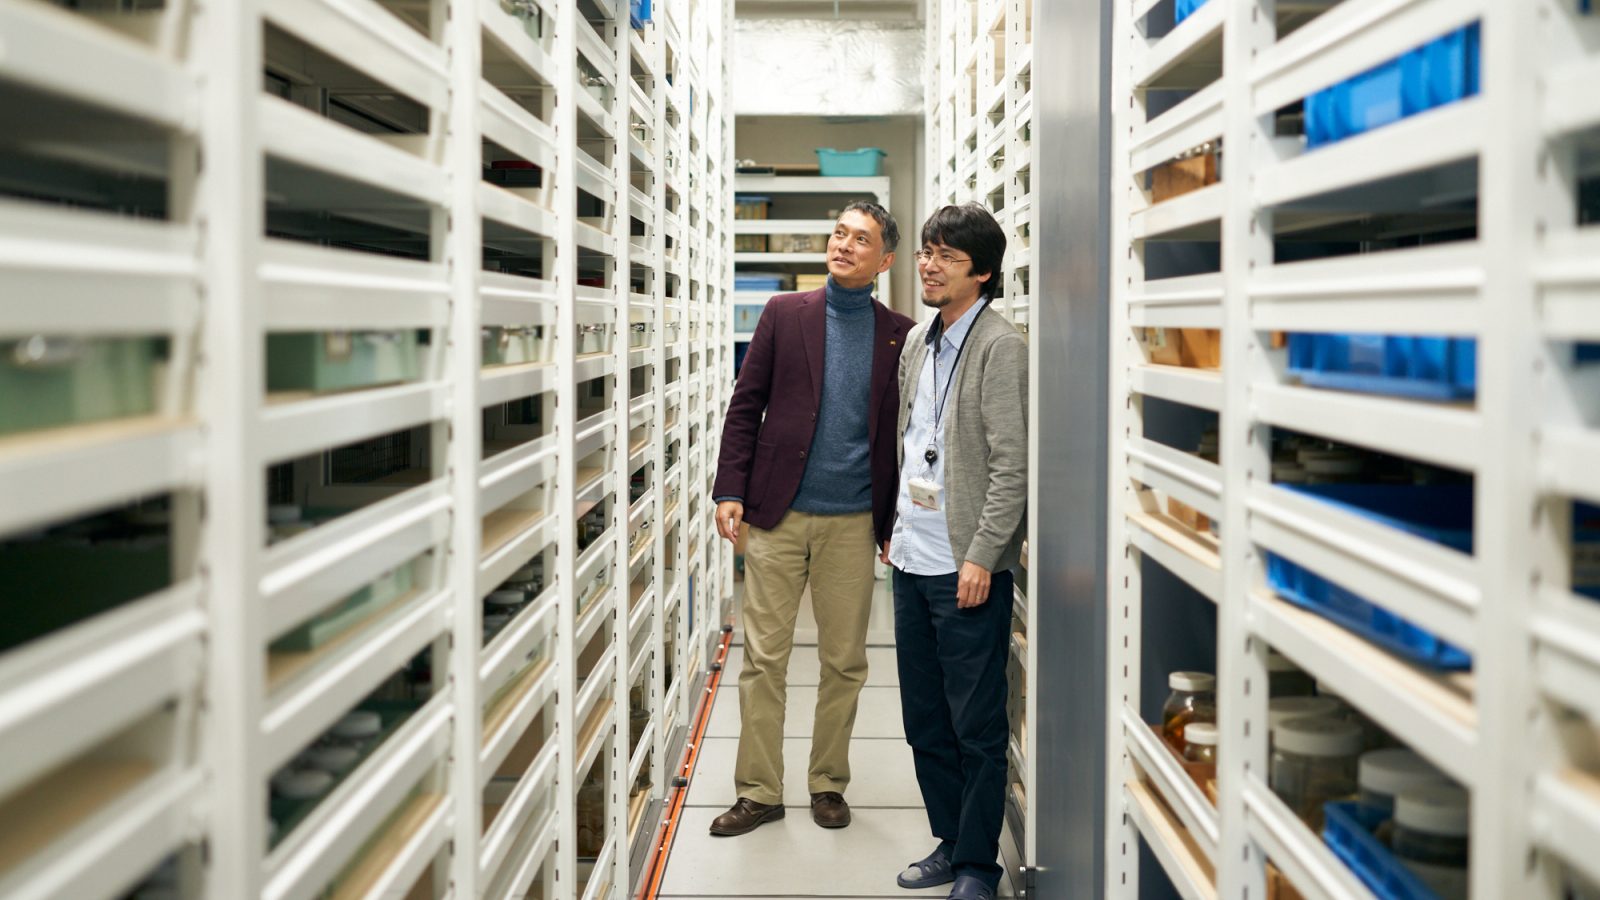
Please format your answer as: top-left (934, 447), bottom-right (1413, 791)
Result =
top-left (655, 578), bottom-right (1017, 899)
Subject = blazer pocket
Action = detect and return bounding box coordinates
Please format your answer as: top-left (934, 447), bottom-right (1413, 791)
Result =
top-left (746, 440), bottom-right (778, 509)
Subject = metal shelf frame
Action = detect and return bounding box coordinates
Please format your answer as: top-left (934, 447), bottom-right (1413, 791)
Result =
top-left (1106, 1), bottom-right (1599, 899)
top-left (0, 0), bottom-right (732, 897)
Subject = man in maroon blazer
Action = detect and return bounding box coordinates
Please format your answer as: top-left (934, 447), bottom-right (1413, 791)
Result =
top-left (709, 201), bottom-right (915, 835)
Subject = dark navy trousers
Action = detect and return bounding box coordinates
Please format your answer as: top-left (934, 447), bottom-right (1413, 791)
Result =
top-left (893, 567), bottom-right (1014, 891)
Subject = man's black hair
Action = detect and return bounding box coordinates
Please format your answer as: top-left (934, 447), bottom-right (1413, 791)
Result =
top-left (840, 200), bottom-right (900, 254)
top-left (920, 202), bottom-right (1007, 300)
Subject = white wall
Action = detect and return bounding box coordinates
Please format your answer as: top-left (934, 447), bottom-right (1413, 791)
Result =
top-left (734, 115), bottom-right (924, 317)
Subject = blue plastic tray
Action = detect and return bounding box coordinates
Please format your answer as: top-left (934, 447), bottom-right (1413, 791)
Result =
top-left (734, 276), bottom-right (785, 292)
top-left (1305, 23), bottom-right (1480, 148)
top-left (1323, 802), bottom-right (1445, 900)
top-left (816, 148), bottom-right (886, 177)
top-left (629, 0), bottom-right (650, 28)
top-left (1174, 0), bottom-right (1209, 24)
top-left (1287, 334), bottom-right (1477, 401)
top-left (1265, 483), bottom-right (1473, 670)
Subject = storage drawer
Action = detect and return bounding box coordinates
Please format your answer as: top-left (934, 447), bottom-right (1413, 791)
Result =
top-left (482, 326), bottom-right (549, 367)
top-left (576, 322), bottom-right (614, 356)
top-left (271, 561), bottom-right (417, 653)
top-left (0, 337), bottom-right (160, 437)
top-left (267, 331), bottom-right (422, 393)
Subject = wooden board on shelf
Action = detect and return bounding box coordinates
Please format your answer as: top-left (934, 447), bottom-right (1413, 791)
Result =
top-left (483, 658), bottom-right (554, 746)
top-left (267, 588), bottom-right (425, 691)
top-left (326, 792), bottom-right (445, 900)
top-left (1125, 778), bottom-right (1218, 898)
top-left (0, 758), bottom-right (154, 875)
top-left (481, 506), bottom-right (549, 559)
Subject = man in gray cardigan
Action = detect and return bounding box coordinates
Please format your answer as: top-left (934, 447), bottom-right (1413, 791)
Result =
top-left (884, 204), bottom-right (1027, 900)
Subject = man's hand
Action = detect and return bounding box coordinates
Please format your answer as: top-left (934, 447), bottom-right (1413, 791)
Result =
top-left (879, 539), bottom-right (891, 565)
top-left (956, 561), bottom-right (992, 609)
top-left (716, 500), bottom-right (745, 544)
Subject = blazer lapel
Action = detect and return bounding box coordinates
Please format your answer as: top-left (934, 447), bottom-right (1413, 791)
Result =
top-left (798, 288), bottom-right (827, 410)
top-left (868, 302), bottom-right (900, 449)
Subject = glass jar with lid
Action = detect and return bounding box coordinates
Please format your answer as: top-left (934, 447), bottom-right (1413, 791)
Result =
top-left (506, 563), bottom-right (541, 599)
top-left (486, 588), bottom-right (526, 617)
top-left (1182, 722), bottom-right (1219, 766)
top-left (1266, 650), bottom-right (1316, 698)
top-left (1393, 783), bottom-right (1470, 900)
top-left (1161, 672), bottom-right (1217, 752)
top-left (1270, 716), bottom-right (1362, 830)
top-left (1266, 696), bottom-right (1341, 745)
top-left (1358, 748), bottom-right (1450, 817)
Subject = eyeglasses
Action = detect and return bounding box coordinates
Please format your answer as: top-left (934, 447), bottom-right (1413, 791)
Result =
top-left (914, 249), bottom-right (972, 268)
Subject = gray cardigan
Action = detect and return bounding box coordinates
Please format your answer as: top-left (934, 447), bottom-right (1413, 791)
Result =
top-left (896, 304), bottom-right (1028, 573)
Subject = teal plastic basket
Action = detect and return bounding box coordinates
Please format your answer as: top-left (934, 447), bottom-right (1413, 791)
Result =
top-left (816, 148), bottom-right (886, 177)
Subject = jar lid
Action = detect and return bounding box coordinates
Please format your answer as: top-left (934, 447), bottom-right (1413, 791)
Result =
top-left (272, 768), bottom-right (334, 799)
top-left (331, 710), bottom-right (382, 739)
top-left (1268, 696), bottom-right (1341, 730)
top-left (1184, 723), bottom-right (1219, 746)
top-left (267, 504), bottom-right (303, 525)
top-left (1395, 783), bottom-right (1471, 836)
top-left (1275, 717), bottom-right (1363, 756)
top-left (305, 745), bottom-right (361, 773)
top-left (1266, 650), bottom-right (1300, 673)
top-left (1359, 749), bottom-right (1450, 796)
top-left (1169, 671), bottom-right (1216, 692)
top-left (484, 613), bottom-right (511, 631)
top-left (487, 590), bottom-right (525, 607)
top-left (513, 564), bottom-right (539, 580)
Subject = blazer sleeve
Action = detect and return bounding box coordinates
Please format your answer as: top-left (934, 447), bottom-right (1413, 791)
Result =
top-left (965, 330), bottom-right (1030, 571)
top-left (712, 298), bottom-right (780, 500)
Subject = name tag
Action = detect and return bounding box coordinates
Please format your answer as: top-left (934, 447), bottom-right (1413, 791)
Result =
top-left (909, 477), bottom-right (943, 511)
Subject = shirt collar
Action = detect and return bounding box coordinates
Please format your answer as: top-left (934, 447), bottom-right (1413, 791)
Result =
top-left (925, 297), bottom-right (988, 353)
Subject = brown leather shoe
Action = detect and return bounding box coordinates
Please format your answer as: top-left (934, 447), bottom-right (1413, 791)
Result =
top-left (709, 797), bottom-right (785, 836)
top-left (810, 791), bottom-right (850, 828)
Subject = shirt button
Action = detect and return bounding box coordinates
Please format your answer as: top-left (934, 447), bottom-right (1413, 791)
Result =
top-left (800, 450), bottom-right (807, 458)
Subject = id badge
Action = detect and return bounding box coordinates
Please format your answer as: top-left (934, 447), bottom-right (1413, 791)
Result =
top-left (909, 476), bottom-right (943, 511)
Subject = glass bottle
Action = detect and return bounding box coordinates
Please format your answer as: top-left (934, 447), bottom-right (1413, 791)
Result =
top-left (1269, 716), bottom-right (1362, 831)
top-left (1182, 722), bottom-right (1218, 766)
top-left (1161, 671), bottom-right (1217, 752)
top-left (1393, 783), bottom-right (1470, 900)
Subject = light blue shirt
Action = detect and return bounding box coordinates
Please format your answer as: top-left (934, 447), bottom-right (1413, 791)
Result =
top-left (889, 300), bottom-right (986, 576)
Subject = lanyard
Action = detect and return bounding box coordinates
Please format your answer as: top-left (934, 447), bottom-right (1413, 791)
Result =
top-left (924, 300), bottom-right (988, 466)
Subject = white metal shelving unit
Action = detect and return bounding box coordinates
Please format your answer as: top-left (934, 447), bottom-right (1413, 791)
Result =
top-left (1106, 1), bottom-right (1600, 899)
top-left (0, 0), bottom-right (731, 897)
top-left (925, 0), bottom-right (1038, 884)
top-left (729, 174), bottom-right (892, 344)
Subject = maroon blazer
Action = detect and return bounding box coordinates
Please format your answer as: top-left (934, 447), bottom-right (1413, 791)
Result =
top-left (713, 287), bottom-right (915, 543)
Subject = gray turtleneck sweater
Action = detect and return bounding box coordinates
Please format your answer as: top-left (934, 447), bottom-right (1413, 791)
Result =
top-left (789, 277), bottom-right (877, 515)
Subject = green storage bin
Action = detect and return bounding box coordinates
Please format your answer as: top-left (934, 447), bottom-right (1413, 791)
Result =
top-left (0, 535), bottom-right (171, 653)
top-left (0, 337), bottom-right (159, 437)
top-left (270, 562), bottom-right (416, 653)
top-left (482, 326), bottom-right (547, 367)
top-left (267, 331), bottom-right (421, 393)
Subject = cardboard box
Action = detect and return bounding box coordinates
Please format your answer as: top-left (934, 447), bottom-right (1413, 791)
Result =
top-left (1143, 328), bottom-right (1184, 366)
top-left (1167, 496), bottom-right (1211, 534)
top-left (734, 234), bottom-right (768, 252)
top-left (1179, 328), bottom-right (1222, 369)
top-left (1152, 152), bottom-right (1218, 203)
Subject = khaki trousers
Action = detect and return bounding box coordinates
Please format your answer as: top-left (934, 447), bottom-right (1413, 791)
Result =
top-left (734, 510), bottom-right (876, 805)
